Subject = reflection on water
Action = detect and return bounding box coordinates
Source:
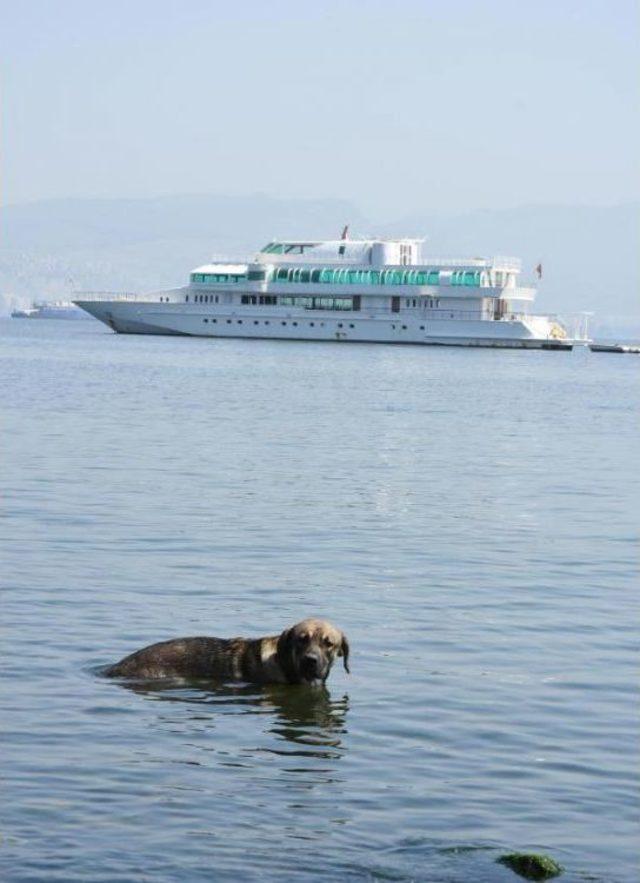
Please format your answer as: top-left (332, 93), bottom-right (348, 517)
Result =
top-left (110, 678), bottom-right (350, 764)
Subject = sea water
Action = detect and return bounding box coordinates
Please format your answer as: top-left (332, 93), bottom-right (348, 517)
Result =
top-left (1, 319), bottom-right (638, 882)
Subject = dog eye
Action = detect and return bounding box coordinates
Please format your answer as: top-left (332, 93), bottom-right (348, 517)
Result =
top-left (323, 637), bottom-right (334, 648)
top-left (297, 633), bottom-right (308, 644)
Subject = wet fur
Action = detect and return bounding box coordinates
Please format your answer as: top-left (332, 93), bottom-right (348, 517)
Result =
top-left (105, 618), bottom-right (349, 686)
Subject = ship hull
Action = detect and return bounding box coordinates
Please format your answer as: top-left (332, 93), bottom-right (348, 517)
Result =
top-left (75, 300), bottom-right (573, 350)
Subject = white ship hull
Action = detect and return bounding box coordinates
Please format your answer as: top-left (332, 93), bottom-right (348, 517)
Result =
top-left (76, 298), bottom-right (573, 350)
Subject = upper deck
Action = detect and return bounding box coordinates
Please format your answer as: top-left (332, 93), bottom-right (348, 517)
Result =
top-left (252, 238), bottom-right (522, 273)
top-left (190, 238), bottom-right (526, 294)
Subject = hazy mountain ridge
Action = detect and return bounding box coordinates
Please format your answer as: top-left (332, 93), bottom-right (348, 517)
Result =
top-left (1, 195), bottom-right (637, 335)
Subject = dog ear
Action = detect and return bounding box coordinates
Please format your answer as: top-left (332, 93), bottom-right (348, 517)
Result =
top-left (339, 634), bottom-right (350, 674)
top-left (276, 627), bottom-right (294, 663)
top-left (276, 627), bottom-right (299, 683)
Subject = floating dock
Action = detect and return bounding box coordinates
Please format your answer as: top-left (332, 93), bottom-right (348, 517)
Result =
top-left (590, 343), bottom-right (640, 354)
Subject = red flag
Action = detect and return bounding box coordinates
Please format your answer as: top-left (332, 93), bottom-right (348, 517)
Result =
top-left (535, 263), bottom-right (543, 279)
top-left (340, 225), bottom-right (349, 240)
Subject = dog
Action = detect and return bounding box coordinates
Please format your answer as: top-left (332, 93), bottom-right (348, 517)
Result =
top-left (104, 618), bottom-right (349, 686)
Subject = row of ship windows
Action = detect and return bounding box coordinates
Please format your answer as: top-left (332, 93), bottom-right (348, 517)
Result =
top-left (278, 296), bottom-right (357, 311)
top-left (200, 318), bottom-right (433, 331)
top-left (187, 294), bottom-right (441, 309)
top-left (191, 273), bottom-right (245, 283)
top-left (260, 243), bottom-right (312, 254)
top-left (271, 267), bottom-right (443, 285)
top-left (190, 293), bottom-right (356, 309)
top-left (202, 318), bottom-right (358, 328)
top-left (407, 298), bottom-right (440, 307)
top-left (240, 295), bottom-right (278, 305)
top-left (191, 269), bottom-right (483, 287)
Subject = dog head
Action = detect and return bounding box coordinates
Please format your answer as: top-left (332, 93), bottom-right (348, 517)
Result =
top-left (277, 618), bottom-right (350, 686)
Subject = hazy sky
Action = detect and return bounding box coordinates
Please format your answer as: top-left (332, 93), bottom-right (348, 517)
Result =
top-left (2, 0), bottom-right (638, 217)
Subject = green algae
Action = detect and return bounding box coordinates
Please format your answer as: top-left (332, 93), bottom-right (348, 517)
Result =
top-left (498, 852), bottom-right (563, 880)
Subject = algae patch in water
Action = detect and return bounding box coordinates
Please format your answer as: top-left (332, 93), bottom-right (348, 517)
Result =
top-left (497, 852), bottom-right (563, 880)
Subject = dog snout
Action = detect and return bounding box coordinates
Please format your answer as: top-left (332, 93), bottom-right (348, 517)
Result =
top-left (301, 653), bottom-right (321, 675)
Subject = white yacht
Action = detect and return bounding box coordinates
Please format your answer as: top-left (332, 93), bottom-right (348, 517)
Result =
top-left (75, 235), bottom-right (578, 348)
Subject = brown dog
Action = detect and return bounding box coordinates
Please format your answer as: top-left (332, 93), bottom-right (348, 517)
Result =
top-left (104, 618), bottom-right (349, 686)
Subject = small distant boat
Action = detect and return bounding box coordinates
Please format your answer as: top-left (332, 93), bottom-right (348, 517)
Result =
top-left (11, 300), bottom-right (89, 320)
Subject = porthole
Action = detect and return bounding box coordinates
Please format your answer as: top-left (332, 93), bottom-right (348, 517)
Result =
top-left (349, 323), bottom-right (355, 328)
top-left (203, 318), bottom-right (208, 323)
top-left (265, 320), bottom-right (270, 325)
top-left (227, 319), bottom-right (232, 324)
top-left (237, 320), bottom-right (243, 324)
top-left (402, 325), bottom-right (407, 330)
top-left (292, 321), bottom-right (298, 326)
top-left (420, 325), bottom-right (425, 331)
top-left (213, 319), bottom-right (217, 323)
top-left (254, 320), bottom-right (259, 325)
top-left (337, 322), bottom-right (343, 328)
top-left (281, 321), bottom-right (287, 326)
top-left (309, 322), bottom-right (315, 327)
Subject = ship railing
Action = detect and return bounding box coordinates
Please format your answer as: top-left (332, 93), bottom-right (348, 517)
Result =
top-left (73, 291), bottom-right (141, 301)
top-left (254, 252), bottom-right (366, 266)
top-left (423, 310), bottom-right (590, 340)
top-left (419, 309), bottom-right (530, 321)
top-left (254, 254), bottom-right (524, 270)
top-left (497, 311), bottom-right (592, 340)
top-left (553, 312), bottom-right (593, 341)
top-left (200, 255), bottom-right (250, 267)
top-left (418, 255), bottom-right (522, 269)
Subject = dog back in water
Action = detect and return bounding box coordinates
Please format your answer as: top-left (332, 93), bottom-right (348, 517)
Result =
top-left (105, 618), bottom-right (349, 686)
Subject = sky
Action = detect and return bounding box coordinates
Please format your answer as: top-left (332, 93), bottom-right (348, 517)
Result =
top-left (1, 0), bottom-right (638, 218)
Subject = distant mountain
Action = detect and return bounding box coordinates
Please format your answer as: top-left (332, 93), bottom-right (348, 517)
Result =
top-left (1, 195), bottom-right (637, 335)
top-left (0, 194), bottom-right (366, 252)
top-left (0, 194), bottom-right (366, 313)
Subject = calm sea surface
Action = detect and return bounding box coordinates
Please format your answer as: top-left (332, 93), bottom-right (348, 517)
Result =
top-left (1, 318), bottom-right (638, 882)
